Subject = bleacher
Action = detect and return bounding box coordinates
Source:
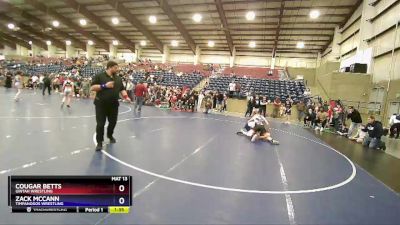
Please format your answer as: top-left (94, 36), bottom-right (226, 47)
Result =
top-left (131, 71), bottom-right (203, 88)
top-left (206, 76), bottom-right (306, 102)
top-left (80, 66), bottom-right (104, 78)
top-left (222, 66), bottom-right (280, 80)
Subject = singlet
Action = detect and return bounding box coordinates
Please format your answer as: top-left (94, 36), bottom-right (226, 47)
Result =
top-left (64, 80), bottom-right (73, 92)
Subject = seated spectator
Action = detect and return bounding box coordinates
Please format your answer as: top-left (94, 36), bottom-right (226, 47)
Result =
top-left (389, 113), bottom-right (400, 139)
top-left (314, 108), bottom-right (328, 131)
top-left (362, 115), bottom-right (385, 150)
top-left (304, 108), bottom-right (316, 127)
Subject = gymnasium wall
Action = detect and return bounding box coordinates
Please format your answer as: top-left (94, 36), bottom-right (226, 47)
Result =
top-left (316, 72), bottom-right (371, 102)
top-left (287, 67), bottom-right (316, 86)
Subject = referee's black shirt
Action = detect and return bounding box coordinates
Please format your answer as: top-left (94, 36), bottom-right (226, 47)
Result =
top-left (91, 71), bottom-right (125, 105)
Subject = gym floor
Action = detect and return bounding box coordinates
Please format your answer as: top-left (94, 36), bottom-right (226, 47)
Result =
top-left (0, 88), bottom-right (399, 225)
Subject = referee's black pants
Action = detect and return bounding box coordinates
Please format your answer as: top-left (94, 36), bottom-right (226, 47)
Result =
top-left (95, 103), bottom-right (119, 144)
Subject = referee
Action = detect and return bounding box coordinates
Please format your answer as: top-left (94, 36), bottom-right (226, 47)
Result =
top-left (90, 61), bottom-right (131, 151)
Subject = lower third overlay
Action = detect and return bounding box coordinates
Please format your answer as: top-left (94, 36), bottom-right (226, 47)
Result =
top-left (8, 175), bottom-right (132, 214)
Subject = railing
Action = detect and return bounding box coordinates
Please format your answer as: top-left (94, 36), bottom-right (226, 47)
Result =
top-left (340, 100), bottom-right (382, 115)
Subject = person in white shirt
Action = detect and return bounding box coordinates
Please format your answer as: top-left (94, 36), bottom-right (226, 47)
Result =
top-left (61, 77), bottom-right (74, 108)
top-left (14, 71), bottom-right (23, 102)
top-left (389, 114), bottom-right (400, 138)
top-left (31, 75), bottom-right (39, 90)
top-left (228, 81), bottom-right (235, 97)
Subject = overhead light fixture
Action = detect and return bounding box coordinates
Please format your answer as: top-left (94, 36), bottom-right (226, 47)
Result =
top-left (111, 17), bottom-right (119, 25)
top-left (309, 10), bottom-right (320, 19)
top-left (208, 40), bottom-right (215, 47)
top-left (249, 41), bottom-right (256, 48)
top-left (246, 11), bottom-right (256, 21)
top-left (149, 15), bottom-right (157, 24)
top-left (171, 40), bottom-right (179, 47)
top-left (112, 40), bottom-right (119, 46)
top-left (66, 40), bottom-right (72, 46)
top-left (192, 13), bottom-right (202, 23)
top-left (88, 40), bottom-right (94, 46)
top-left (79, 19), bottom-right (87, 26)
top-left (46, 40), bottom-right (52, 46)
top-left (297, 41), bottom-right (305, 48)
top-left (28, 41), bottom-right (32, 45)
top-left (140, 40), bottom-right (147, 46)
top-left (7, 23), bottom-right (15, 29)
top-left (52, 20), bottom-right (60, 27)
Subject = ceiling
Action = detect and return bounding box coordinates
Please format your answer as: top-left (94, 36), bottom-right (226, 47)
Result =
top-left (0, 0), bottom-right (362, 57)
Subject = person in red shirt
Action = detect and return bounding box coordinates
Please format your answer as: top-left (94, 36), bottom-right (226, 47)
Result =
top-left (134, 80), bottom-right (148, 112)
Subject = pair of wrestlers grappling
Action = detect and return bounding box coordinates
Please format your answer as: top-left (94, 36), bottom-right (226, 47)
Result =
top-left (237, 109), bottom-right (280, 145)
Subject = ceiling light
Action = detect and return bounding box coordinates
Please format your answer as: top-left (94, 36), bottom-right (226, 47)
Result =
top-left (66, 40), bottom-right (72, 46)
top-left (171, 40), bottom-right (179, 47)
top-left (208, 40), bottom-right (215, 47)
top-left (249, 41), bottom-right (256, 48)
top-left (112, 40), bottom-right (119, 46)
top-left (297, 41), bottom-right (305, 48)
top-left (52, 20), bottom-right (59, 27)
top-left (149, 15), bottom-right (157, 24)
top-left (7, 23), bottom-right (15, 29)
top-left (140, 40), bottom-right (147, 46)
top-left (246, 11), bottom-right (256, 21)
top-left (79, 19), bottom-right (87, 26)
top-left (88, 40), bottom-right (94, 46)
top-left (309, 10), bottom-right (320, 19)
top-left (28, 41), bottom-right (32, 45)
top-left (192, 13), bottom-right (202, 23)
top-left (46, 41), bottom-right (52, 46)
top-left (111, 17), bottom-right (119, 25)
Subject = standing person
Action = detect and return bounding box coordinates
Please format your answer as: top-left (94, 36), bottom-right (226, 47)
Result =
top-left (259, 96), bottom-right (267, 117)
top-left (91, 61), bottom-right (131, 151)
top-left (31, 74), bottom-right (39, 91)
top-left (272, 97), bottom-right (281, 118)
top-left (228, 81), bottom-right (235, 97)
top-left (14, 71), bottom-right (23, 102)
top-left (284, 97), bottom-right (293, 124)
top-left (197, 91), bottom-right (204, 112)
top-left (134, 80), bottom-right (147, 112)
top-left (244, 97), bottom-right (254, 117)
top-left (5, 72), bottom-right (12, 88)
top-left (42, 74), bottom-right (52, 96)
top-left (346, 106), bottom-right (362, 139)
top-left (61, 77), bottom-right (74, 108)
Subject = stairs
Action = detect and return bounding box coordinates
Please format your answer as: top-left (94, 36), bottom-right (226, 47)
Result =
top-left (194, 77), bottom-right (210, 92)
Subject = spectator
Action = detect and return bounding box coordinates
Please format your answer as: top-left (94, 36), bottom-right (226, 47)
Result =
top-left (389, 113), bottom-right (400, 139)
top-left (259, 96), bottom-right (267, 117)
top-left (244, 97), bottom-right (254, 117)
top-left (314, 108), bottom-right (328, 131)
top-left (134, 80), bottom-right (148, 112)
top-left (347, 106), bottom-right (362, 139)
top-left (296, 100), bottom-right (306, 123)
top-left (362, 115), bottom-right (385, 150)
top-left (235, 81), bottom-right (241, 97)
top-left (272, 97), bottom-right (281, 118)
top-left (228, 81), bottom-right (235, 97)
top-left (304, 108), bottom-right (316, 127)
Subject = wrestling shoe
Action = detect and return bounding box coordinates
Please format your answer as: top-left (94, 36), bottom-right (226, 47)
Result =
top-left (95, 143), bottom-right (102, 151)
top-left (109, 136), bottom-right (117, 144)
top-left (271, 139), bottom-right (280, 145)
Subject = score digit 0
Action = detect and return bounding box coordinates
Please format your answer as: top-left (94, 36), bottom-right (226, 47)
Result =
top-left (119, 197), bottom-right (125, 205)
top-left (119, 185), bottom-right (125, 192)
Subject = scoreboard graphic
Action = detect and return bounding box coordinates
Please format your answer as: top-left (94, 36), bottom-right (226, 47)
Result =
top-left (8, 176), bottom-right (132, 213)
